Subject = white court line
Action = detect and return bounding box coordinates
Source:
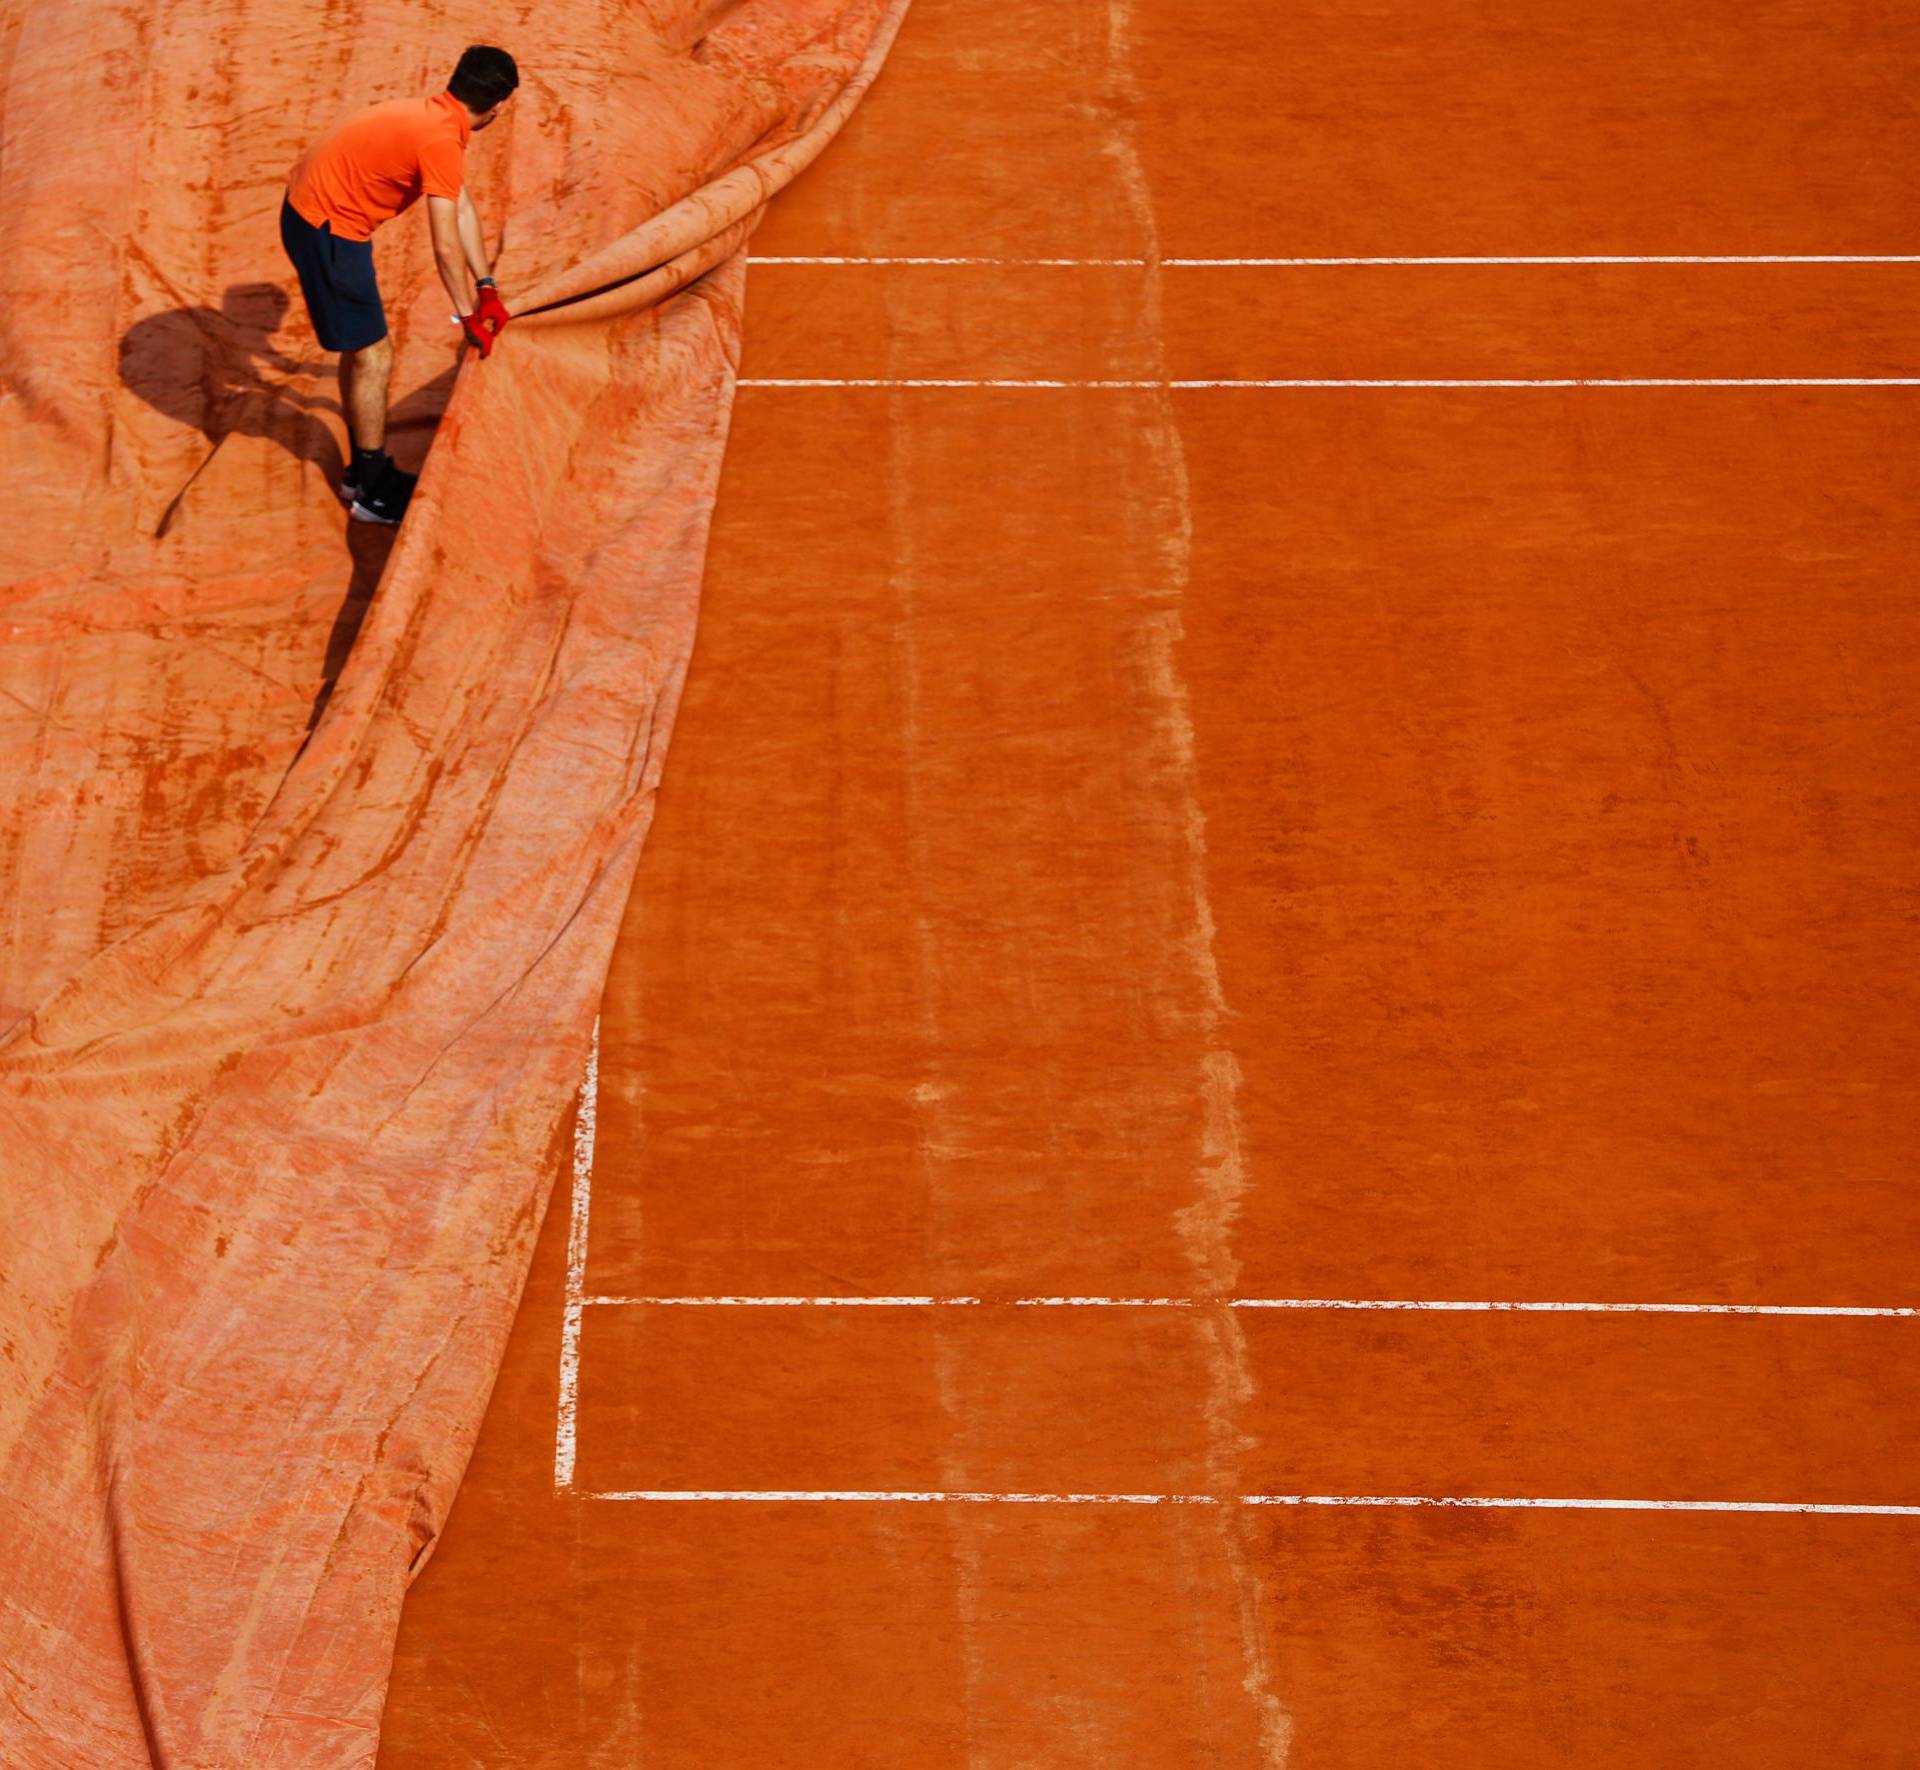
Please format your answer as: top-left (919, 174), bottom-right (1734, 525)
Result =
top-left (752, 254), bottom-right (1920, 267)
top-left (552, 1019), bottom-right (600, 1492)
top-left (1244, 1496), bottom-right (1920, 1513)
top-left (580, 1295), bottom-right (1915, 1316)
top-left (740, 377), bottom-right (1920, 389)
top-left (758, 255), bottom-right (1155, 266)
top-left (580, 1490), bottom-right (1920, 1513)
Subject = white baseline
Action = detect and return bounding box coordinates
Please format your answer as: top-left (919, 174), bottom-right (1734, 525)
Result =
top-left (579, 1490), bottom-right (1920, 1514)
top-left (579, 1295), bottom-right (1914, 1316)
top-left (751, 254), bottom-right (1920, 267)
top-left (739, 377), bottom-right (1920, 390)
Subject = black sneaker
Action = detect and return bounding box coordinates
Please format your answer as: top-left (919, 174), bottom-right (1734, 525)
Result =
top-left (339, 448), bottom-right (391, 507)
top-left (350, 461), bottom-right (418, 526)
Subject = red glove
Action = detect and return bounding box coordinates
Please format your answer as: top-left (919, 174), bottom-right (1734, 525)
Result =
top-left (474, 285), bottom-right (511, 334)
top-left (459, 285), bottom-right (511, 358)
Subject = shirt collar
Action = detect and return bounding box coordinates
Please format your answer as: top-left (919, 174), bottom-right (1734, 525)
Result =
top-left (432, 89), bottom-right (473, 146)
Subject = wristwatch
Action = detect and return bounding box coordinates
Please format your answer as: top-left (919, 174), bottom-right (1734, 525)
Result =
top-left (476, 276), bottom-right (497, 289)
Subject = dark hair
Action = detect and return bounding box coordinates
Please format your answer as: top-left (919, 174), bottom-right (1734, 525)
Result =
top-left (448, 45), bottom-right (518, 112)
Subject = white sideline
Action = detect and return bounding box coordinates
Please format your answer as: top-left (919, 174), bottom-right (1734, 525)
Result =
top-left (579, 1296), bottom-right (1915, 1316)
top-left (552, 1020), bottom-right (600, 1492)
top-left (739, 376), bottom-right (1920, 389)
top-left (752, 254), bottom-right (1920, 267)
top-left (579, 1490), bottom-right (1920, 1513)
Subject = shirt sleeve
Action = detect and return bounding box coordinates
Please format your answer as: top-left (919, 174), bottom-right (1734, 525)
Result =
top-left (420, 132), bottom-right (464, 201)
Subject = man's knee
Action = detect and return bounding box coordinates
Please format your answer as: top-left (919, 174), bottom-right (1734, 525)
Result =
top-left (344, 334), bottom-right (393, 367)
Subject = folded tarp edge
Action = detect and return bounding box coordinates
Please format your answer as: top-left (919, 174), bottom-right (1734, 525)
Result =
top-left (516, 0), bottom-right (912, 323)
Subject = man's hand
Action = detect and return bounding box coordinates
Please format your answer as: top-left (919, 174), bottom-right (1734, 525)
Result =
top-left (474, 284), bottom-right (511, 337)
top-left (459, 311), bottom-right (497, 357)
top-left (459, 282), bottom-right (511, 358)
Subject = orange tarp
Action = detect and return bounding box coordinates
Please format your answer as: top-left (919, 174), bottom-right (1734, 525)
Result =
top-left (0, 1), bottom-right (905, 1761)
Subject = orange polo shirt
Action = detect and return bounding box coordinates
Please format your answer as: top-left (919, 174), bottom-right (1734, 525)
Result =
top-left (287, 91), bottom-right (471, 242)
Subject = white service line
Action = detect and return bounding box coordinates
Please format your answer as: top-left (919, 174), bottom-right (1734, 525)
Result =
top-left (739, 377), bottom-right (1920, 389)
top-left (751, 254), bottom-right (1920, 267)
top-left (552, 1019), bottom-right (600, 1493)
top-left (579, 1490), bottom-right (1920, 1514)
top-left (757, 255), bottom-right (1153, 266)
top-left (1244, 1496), bottom-right (1920, 1514)
top-left (579, 1295), bottom-right (1915, 1316)
top-left (1169, 255), bottom-right (1920, 267)
top-left (587, 1490), bottom-right (1217, 1504)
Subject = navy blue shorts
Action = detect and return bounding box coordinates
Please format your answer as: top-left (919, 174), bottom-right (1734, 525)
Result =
top-left (279, 192), bottom-right (387, 352)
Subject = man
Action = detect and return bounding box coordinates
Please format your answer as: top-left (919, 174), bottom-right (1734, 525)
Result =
top-left (279, 46), bottom-right (518, 525)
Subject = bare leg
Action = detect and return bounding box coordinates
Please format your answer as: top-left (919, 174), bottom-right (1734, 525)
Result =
top-left (337, 351), bottom-right (355, 440)
top-left (338, 334), bottom-right (393, 453)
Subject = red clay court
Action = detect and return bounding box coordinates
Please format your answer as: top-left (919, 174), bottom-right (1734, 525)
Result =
top-left (388, 1), bottom-right (1920, 1760)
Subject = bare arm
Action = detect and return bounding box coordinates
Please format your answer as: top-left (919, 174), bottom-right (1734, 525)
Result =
top-left (455, 187), bottom-right (494, 285)
top-left (425, 194), bottom-right (490, 314)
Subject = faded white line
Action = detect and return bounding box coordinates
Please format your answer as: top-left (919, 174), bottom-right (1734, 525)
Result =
top-left (585, 1294), bottom-right (985, 1306)
top-left (586, 1490), bottom-right (1220, 1503)
top-left (1170, 255), bottom-right (1920, 267)
top-left (552, 1018), bottom-right (600, 1493)
top-left (1245, 1496), bottom-right (1920, 1514)
top-left (739, 377), bottom-right (1920, 389)
top-left (757, 255), bottom-right (1152, 265)
top-left (578, 1295), bottom-right (1916, 1316)
top-left (752, 254), bottom-right (1920, 267)
top-left (578, 1490), bottom-right (1920, 1513)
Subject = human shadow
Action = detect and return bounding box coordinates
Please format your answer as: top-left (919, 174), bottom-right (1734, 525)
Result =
top-left (302, 364), bottom-right (460, 735)
top-left (304, 522), bottom-right (397, 736)
top-left (120, 282), bottom-right (346, 537)
top-left (119, 284), bottom-right (464, 733)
